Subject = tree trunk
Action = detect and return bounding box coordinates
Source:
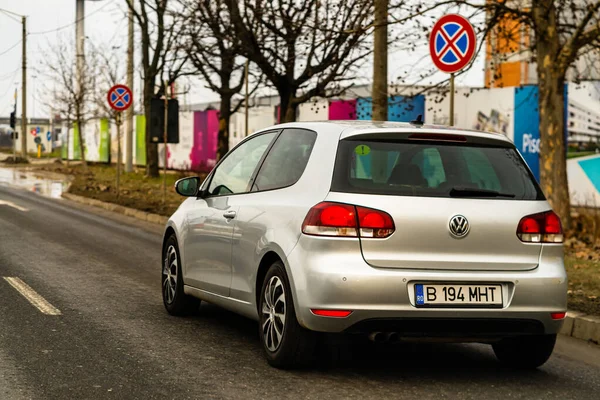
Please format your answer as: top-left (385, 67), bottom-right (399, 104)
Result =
top-left (279, 88), bottom-right (298, 123)
top-left (77, 116), bottom-right (87, 169)
top-left (144, 83), bottom-right (159, 177)
top-left (217, 96), bottom-right (231, 161)
top-left (534, 1), bottom-right (571, 229)
top-left (372, 0), bottom-right (388, 121)
top-left (537, 70), bottom-right (570, 228)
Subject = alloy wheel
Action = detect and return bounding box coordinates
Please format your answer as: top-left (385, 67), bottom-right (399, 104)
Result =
top-left (261, 276), bottom-right (286, 352)
top-left (162, 245), bottom-right (178, 304)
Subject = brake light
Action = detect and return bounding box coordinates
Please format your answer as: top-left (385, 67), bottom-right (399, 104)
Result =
top-left (357, 207), bottom-right (395, 238)
top-left (302, 202), bottom-right (395, 238)
top-left (517, 211), bottom-right (563, 243)
top-left (408, 133), bottom-right (467, 142)
top-left (302, 202), bottom-right (357, 237)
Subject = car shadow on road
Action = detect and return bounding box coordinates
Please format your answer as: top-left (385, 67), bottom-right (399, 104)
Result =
top-left (190, 302), bottom-right (555, 383)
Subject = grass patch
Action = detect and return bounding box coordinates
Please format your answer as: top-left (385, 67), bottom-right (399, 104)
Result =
top-left (35, 162), bottom-right (204, 216)
top-left (565, 255), bottom-right (600, 315)
top-left (567, 151), bottom-right (597, 159)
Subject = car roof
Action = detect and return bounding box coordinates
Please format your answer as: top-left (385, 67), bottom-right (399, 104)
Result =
top-left (265, 120), bottom-right (512, 144)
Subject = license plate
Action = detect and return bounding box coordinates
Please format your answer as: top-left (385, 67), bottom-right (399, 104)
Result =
top-left (415, 284), bottom-right (502, 307)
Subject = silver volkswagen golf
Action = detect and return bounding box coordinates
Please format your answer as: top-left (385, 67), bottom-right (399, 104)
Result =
top-left (162, 121), bottom-right (567, 369)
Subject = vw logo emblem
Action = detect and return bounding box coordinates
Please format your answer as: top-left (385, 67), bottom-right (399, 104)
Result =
top-left (449, 215), bottom-right (470, 238)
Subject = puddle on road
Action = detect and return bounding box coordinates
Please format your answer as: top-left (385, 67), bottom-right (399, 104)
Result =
top-left (0, 168), bottom-right (69, 199)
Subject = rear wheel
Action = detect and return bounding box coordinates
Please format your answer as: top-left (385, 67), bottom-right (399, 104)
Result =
top-left (492, 334), bottom-right (556, 369)
top-left (258, 261), bottom-right (316, 369)
top-left (162, 234), bottom-right (200, 316)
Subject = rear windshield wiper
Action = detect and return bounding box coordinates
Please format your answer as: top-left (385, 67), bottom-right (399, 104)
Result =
top-left (449, 186), bottom-right (516, 198)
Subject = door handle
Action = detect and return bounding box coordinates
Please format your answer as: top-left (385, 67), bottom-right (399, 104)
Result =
top-left (223, 211), bottom-right (237, 220)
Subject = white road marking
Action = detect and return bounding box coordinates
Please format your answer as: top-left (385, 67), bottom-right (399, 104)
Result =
top-left (3, 277), bottom-right (61, 316)
top-left (0, 200), bottom-right (28, 212)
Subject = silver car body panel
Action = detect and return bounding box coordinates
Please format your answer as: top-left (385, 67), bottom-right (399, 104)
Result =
top-left (165, 121), bottom-right (567, 337)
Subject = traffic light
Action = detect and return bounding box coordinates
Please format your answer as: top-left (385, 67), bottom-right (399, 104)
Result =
top-left (9, 111), bottom-right (16, 129)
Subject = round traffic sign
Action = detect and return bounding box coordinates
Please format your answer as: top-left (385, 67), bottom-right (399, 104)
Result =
top-left (429, 14), bottom-right (476, 74)
top-left (30, 128), bottom-right (37, 136)
top-left (107, 84), bottom-right (133, 112)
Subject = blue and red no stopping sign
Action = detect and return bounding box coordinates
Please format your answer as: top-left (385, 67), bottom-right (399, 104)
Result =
top-left (429, 14), bottom-right (476, 74)
top-left (107, 84), bottom-right (133, 112)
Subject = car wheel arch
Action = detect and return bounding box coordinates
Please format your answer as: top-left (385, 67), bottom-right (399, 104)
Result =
top-left (163, 225), bottom-right (187, 280)
top-left (255, 250), bottom-right (297, 313)
top-left (163, 226), bottom-right (176, 252)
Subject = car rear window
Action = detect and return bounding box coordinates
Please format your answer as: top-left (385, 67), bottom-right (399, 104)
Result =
top-left (331, 138), bottom-right (545, 200)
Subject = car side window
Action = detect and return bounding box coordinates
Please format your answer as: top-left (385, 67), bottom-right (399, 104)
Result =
top-left (207, 132), bottom-right (277, 196)
top-left (253, 129), bottom-right (317, 192)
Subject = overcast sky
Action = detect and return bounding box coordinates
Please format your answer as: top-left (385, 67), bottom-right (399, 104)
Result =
top-left (0, 0), bottom-right (486, 119)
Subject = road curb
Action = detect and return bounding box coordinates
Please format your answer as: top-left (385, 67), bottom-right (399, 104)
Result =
top-left (560, 311), bottom-right (600, 344)
top-left (62, 192), bottom-right (168, 226)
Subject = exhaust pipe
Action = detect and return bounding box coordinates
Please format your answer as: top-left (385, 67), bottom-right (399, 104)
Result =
top-left (368, 332), bottom-right (386, 343)
top-left (387, 332), bottom-right (400, 343)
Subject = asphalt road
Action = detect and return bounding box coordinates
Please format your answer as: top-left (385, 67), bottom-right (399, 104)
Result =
top-left (0, 182), bottom-right (599, 400)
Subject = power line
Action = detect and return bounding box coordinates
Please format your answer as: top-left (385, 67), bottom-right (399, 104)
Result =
top-left (0, 40), bottom-right (22, 57)
top-left (0, 9), bottom-right (21, 23)
top-left (0, 68), bottom-right (19, 102)
top-left (0, 67), bottom-right (20, 81)
top-left (29, 0), bottom-right (116, 36)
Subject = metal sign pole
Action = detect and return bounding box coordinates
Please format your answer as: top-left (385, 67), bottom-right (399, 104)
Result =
top-left (449, 73), bottom-right (455, 126)
top-left (116, 112), bottom-right (122, 200)
top-left (163, 80), bottom-right (168, 204)
top-left (106, 84), bottom-right (133, 200)
top-left (245, 59), bottom-right (249, 137)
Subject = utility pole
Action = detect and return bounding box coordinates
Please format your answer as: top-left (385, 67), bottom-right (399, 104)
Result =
top-left (21, 15), bottom-right (27, 157)
top-left (244, 59), bottom-right (249, 137)
top-left (75, 0), bottom-right (85, 153)
top-left (162, 80), bottom-right (168, 204)
top-left (372, 0), bottom-right (388, 121)
top-left (125, 6), bottom-right (134, 172)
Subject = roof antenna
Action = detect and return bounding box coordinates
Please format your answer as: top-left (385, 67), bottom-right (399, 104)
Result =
top-left (410, 114), bottom-right (424, 127)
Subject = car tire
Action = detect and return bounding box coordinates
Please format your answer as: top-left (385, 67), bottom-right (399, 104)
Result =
top-left (258, 260), bottom-right (316, 369)
top-left (162, 234), bottom-right (200, 316)
top-left (492, 334), bottom-right (557, 369)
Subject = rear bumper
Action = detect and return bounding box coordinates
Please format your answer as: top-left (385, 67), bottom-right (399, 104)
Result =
top-left (286, 236), bottom-right (567, 337)
top-left (345, 317), bottom-right (544, 337)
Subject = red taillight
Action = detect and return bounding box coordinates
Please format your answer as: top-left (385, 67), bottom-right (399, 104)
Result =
top-left (302, 202), bottom-right (395, 238)
top-left (356, 206), bottom-right (395, 238)
top-left (319, 204), bottom-right (356, 227)
top-left (517, 211), bottom-right (563, 243)
top-left (551, 312), bottom-right (566, 320)
top-left (302, 202), bottom-right (357, 237)
top-left (311, 309), bottom-right (353, 318)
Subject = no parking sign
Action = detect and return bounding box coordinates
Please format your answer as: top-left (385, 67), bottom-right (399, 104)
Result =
top-left (429, 14), bottom-right (476, 74)
top-left (429, 14), bottom-right (476, 126)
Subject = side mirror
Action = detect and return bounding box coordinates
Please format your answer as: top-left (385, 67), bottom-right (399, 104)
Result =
top-left (175, 177), bottom-right (201, 197)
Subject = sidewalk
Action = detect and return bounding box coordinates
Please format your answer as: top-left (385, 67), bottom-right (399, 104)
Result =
top-left (561, 311), bottom-right (600, 344)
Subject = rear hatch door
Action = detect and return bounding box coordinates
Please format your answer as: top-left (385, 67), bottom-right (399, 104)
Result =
top-left (328, 131), bottom-right (549, 271)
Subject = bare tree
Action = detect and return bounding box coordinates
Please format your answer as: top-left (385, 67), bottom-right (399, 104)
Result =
top-left (181, 0), bottom-right (261, 160)
top-left (93, 44), bottom-right (126, 119)
top-left (126, 0), bottom-right (191, 177)
top-left (449, 0), bottom-right (600, 229)
top-left (40, 39), bottom-right (100, 169)
top-left (225, 0), bottom-right (373, 123)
